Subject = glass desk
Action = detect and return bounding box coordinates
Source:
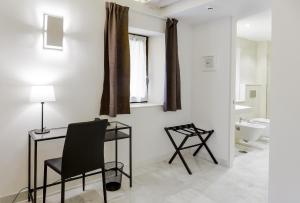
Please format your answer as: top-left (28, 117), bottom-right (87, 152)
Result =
top-left (28, 121), bottom-right (132, 203)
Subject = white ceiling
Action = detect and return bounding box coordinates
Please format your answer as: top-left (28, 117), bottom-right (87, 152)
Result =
top-left (148, 0), bottom-right (271, 25)
top-left (237, 10), bottom-right (272, 41)
top-left (149, 0), bottom-right (182, 8)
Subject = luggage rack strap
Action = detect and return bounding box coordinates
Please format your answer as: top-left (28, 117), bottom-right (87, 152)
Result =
top-left (166, 124), bottom-right (212, 134)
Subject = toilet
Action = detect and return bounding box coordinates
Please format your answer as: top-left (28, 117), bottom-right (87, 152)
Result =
top-left (236, 121), bottom-right (266, 142)
top-left (250, 118), bottom-right (270, 138)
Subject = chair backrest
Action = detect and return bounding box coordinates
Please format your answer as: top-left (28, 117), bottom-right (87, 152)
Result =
top-left (61, 120), bottom-right (108, 179)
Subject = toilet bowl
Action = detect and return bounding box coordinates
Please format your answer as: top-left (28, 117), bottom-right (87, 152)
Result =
top-left (235, 121), bottom-right (266, 142)
top-left (250, 118), bottom-right (270, 137)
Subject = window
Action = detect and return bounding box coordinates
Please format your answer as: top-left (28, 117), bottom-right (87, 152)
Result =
top-left (129, 34), bottom-right (148, 103)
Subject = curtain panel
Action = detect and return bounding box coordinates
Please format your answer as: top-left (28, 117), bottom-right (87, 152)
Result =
top-left (164, 18), bottom-right (182, 111)
top-left (100, 2), bottom-right (130, 117)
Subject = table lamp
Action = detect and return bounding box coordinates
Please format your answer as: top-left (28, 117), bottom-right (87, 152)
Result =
top-left (30, 85), bottom-right (56, 134)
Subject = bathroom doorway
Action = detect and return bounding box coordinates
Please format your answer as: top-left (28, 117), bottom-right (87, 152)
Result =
top-left (230, 10), bottom-right (272, 167)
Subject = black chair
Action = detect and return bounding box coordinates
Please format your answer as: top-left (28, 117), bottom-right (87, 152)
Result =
top-left (43, 120), bottom-right (108, 203)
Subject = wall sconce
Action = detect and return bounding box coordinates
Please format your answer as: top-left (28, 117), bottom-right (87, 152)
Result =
top-left (43, 14), bottom-right (64, 50)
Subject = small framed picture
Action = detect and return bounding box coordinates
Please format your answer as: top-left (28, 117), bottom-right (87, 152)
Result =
top-left (203, 56), bottom-right (216, 72)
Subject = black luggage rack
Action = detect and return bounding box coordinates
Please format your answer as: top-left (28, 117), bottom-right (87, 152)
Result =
top-left (165, 123), bottom-right (218, 175)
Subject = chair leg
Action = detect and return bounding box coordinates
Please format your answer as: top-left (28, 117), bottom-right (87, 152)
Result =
top-left (61, 179), bottom-right (65, 203)
top-left (102, 170), bottom-right (107, 203)
top-left (82, 173), bottom-right (85, 191)
top-left (43, 163), bottom-right (47, 203)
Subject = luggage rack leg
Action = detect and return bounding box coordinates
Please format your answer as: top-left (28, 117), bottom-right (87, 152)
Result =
top-left (165, 128), bottom-right (192, 175)
top-left (192, 125), bottom-right (218, 165)
top-left (169, 135), bottom-right (189, 164)
top-left (193, 130), bottom-right (213, 156)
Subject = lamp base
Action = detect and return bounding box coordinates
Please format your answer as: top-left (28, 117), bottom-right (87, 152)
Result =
top-left (34, 129), bottom-right (50, 134)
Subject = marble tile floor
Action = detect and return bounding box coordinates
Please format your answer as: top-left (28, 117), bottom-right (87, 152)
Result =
top-left (36, 142), bottom-right (269, 203)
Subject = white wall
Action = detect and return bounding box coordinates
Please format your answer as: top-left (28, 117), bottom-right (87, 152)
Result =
top-left (256, 41), bottom-right (269, 85)
top-left (236, 38), bottom-right (271, 88)
top-left (256, 41), bottom-right (270, 118)
top-left (238, 38), bottom-right (258, 85)
top-left (191, 18), bottom-right (233, 166)
top-left (236, 38), bottom-right (271, 118)
top-left (269, 0), bottom-right (300, 202)
top-left (0, 0), bottom-right (193, 198)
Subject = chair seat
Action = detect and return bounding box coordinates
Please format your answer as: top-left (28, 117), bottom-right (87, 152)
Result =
top-left (46, 158), bottom-right (62, 174)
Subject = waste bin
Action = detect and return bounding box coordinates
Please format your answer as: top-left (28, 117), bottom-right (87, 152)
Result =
top-left (104, 161), bottom-right (124, 191)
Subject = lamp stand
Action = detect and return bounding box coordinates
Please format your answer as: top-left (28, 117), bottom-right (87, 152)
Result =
top-left (34, 102), bottom-right (50, 134)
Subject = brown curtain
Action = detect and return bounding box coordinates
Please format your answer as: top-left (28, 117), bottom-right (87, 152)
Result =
top-left (164, 18), bottom-right (181, 111)
top-left (100, 2), bottom-right (130, 117)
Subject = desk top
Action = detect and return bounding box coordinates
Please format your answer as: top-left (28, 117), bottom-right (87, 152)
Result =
top-left (29, 121), bottom-right (131, 141)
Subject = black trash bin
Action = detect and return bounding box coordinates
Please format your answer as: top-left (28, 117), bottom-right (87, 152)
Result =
top-left (104, 162), bottom-right (124, 191)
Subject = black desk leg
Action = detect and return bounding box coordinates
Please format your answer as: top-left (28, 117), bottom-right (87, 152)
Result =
top-left (28, 134), bottom-right (31, 202)
top-left (115, 128), bottom-right (118, 176)
top-left (34, 141), bottom-right (38, 203)
top-left (129, 127), bottom-right (132, 187)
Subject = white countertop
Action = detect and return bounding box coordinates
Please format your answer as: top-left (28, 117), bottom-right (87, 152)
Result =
top-left (235, 105), bottom-right (252, 111)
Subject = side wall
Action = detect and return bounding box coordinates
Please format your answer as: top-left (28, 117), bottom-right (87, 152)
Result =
top-left (0, 0), bottom-right (193, 198)
top-left (191, 18), bottom-right (233, 166)
top-left (269, 0), bottom-right (300, 202)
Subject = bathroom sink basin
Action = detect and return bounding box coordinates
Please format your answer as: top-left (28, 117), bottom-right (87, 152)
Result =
top-left (235, 105), bottom-right (252, 111)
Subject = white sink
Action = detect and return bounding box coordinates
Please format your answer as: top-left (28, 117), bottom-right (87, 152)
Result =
top-left (235, 105), bottom-right (252, 111)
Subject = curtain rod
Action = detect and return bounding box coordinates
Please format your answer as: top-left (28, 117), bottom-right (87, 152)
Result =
top-left (130, 8), bottom-right (168, 21)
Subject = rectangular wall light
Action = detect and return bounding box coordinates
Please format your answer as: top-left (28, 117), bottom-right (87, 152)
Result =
top-left (43, 14), bottom-right (64, 50)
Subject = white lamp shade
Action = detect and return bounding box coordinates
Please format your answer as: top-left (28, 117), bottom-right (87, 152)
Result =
top-left (30, 85), bottom-right (56, 102)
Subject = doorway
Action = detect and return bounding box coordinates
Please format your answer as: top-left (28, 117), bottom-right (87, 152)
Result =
top-left (230, 10), bottom-right (272, 170)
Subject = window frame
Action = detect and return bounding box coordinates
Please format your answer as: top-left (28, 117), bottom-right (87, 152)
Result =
top-left (129, 33), bottom-right (149, 104)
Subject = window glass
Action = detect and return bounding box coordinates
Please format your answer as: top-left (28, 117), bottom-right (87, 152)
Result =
top-left (129, 34), bottom-right (148, 103)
